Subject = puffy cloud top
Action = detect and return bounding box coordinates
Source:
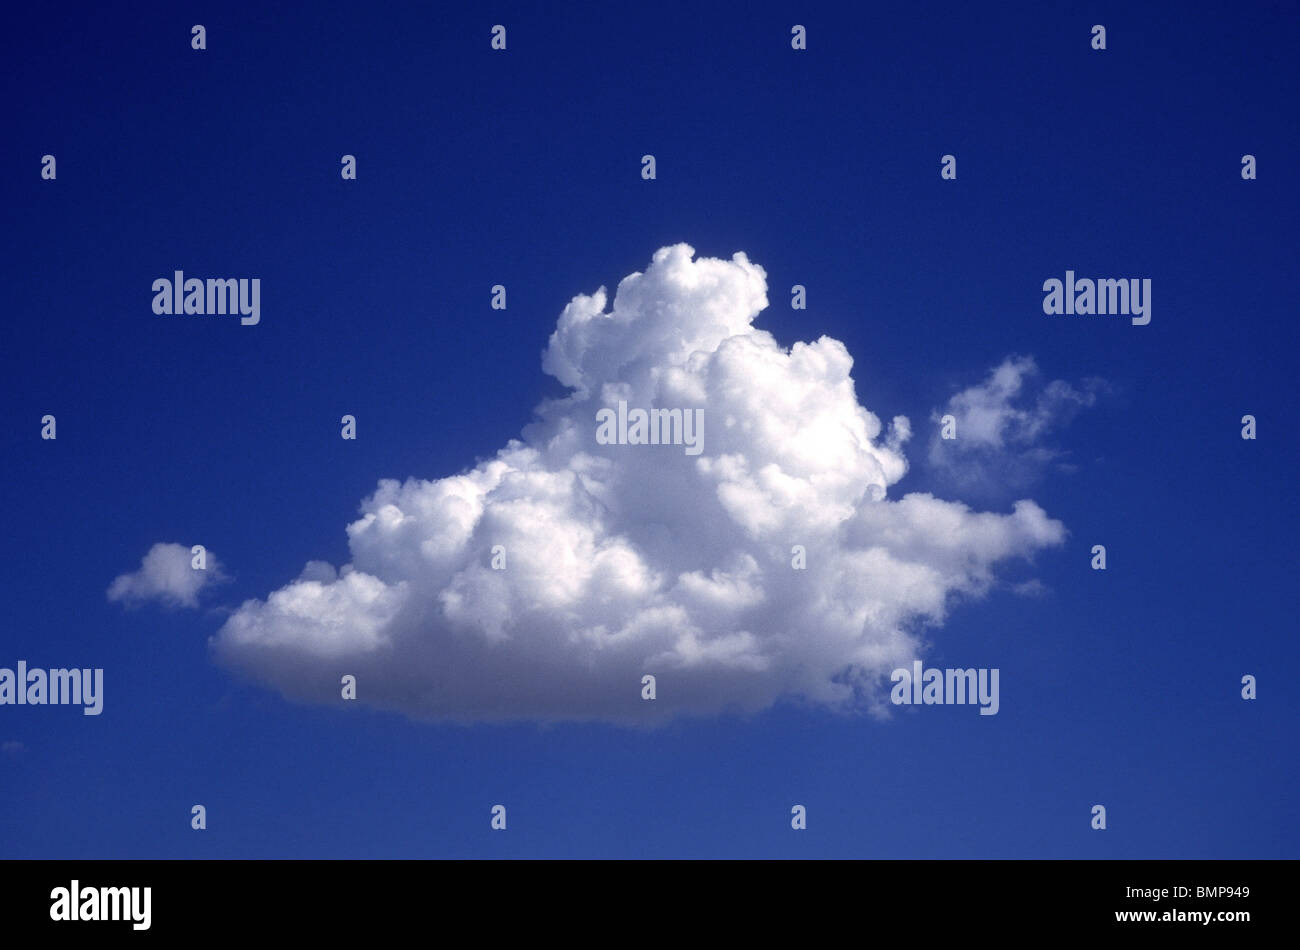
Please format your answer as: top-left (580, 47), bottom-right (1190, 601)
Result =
top-left (212, 245), bottom-right (1064, 723)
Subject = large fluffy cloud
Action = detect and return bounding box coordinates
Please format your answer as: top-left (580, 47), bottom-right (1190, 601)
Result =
top-left (211, 244), bottom-right (1065, 723)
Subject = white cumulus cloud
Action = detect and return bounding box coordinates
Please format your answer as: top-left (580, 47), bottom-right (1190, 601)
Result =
top-left (212, 244), bottom-right (1066, 723)
top-left (108, 542), bottom-right (226, 608)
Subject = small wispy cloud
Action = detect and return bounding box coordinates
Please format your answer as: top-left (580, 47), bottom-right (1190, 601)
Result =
top-left (107, 542), bottom-right (227, 609)
top-left (928, 355), bottom-right (1104, 493)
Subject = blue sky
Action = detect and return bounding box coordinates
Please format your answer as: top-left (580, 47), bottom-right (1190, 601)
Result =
top-left (2, 0), bottom-right (1297, 858)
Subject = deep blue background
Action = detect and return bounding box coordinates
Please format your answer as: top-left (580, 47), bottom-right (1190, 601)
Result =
top-left (2, 1), bottom-right (1296, 857)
